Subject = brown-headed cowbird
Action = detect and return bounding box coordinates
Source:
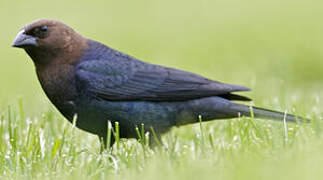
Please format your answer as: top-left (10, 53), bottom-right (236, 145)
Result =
top-left (12, 19), bottom-right (304, 147)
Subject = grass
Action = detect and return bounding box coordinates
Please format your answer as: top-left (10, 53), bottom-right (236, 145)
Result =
top-left (0, 0), bottom-right (323, 179)
top-left (1, 102), bottom-right (322, 180)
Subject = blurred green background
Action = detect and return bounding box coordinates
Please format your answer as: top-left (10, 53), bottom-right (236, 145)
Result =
top-left (1, 0), bottom-right (322, 116)
top-left (0, 0), bottom-right (323, 180)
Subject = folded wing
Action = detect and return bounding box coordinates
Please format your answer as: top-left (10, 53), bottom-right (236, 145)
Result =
top-left (76, 58), bottom-right (251, 101)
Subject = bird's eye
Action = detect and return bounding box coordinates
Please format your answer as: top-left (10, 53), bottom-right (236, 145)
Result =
top-left (40, 25), bottom-right (48, 32)
top-left (31, 25), bottom-right (49, 39)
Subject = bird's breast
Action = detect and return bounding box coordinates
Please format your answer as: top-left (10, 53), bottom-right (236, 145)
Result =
top-left (36, 63), bottom-right (78, 119)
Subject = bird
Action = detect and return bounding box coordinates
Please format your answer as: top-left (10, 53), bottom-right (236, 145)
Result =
top-left (12, 19), bottom-right (305, 148)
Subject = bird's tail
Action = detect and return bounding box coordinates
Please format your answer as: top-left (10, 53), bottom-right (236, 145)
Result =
top-left (178, 97), bottom-right (309, 125)
top-left (229, 103), bottom-right (308, 123)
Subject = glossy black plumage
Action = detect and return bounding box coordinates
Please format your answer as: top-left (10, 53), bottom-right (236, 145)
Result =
top-left (76, 40), bottom-right (251, 102)
top-left (12, 19), bottom-right (305, 148)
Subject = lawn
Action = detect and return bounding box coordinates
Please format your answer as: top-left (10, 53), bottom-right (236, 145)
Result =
top-left (0, 0), bottom-right (322, 179)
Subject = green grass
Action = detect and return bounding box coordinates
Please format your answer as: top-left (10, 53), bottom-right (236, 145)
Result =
top-left (0, 0), bottom-right (323, 179)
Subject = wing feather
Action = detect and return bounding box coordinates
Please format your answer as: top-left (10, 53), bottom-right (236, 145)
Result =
top-left (75, 48), bottom-right (250, 101)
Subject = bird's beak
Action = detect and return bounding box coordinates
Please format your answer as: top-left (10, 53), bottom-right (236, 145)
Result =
top-left (12, 29), bottom-right (37, 48)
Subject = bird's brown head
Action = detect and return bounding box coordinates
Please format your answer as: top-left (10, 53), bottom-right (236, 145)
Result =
top-left (12, 19), bottom-right (88, 66)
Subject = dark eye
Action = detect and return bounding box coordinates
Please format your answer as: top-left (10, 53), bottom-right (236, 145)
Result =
top-left (31, 25), bottom-right (49, 39)
top-left (40, 25), bottom-right (48, 32)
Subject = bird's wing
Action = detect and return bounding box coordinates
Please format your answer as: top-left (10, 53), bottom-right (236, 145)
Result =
top-left (75, 58), bottom-right (250, 101)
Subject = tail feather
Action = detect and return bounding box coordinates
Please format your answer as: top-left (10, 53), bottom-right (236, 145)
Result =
top-left (219, 93), bottom-right (252, 101)
top-left (229, 104), bottom-right (309, 123)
